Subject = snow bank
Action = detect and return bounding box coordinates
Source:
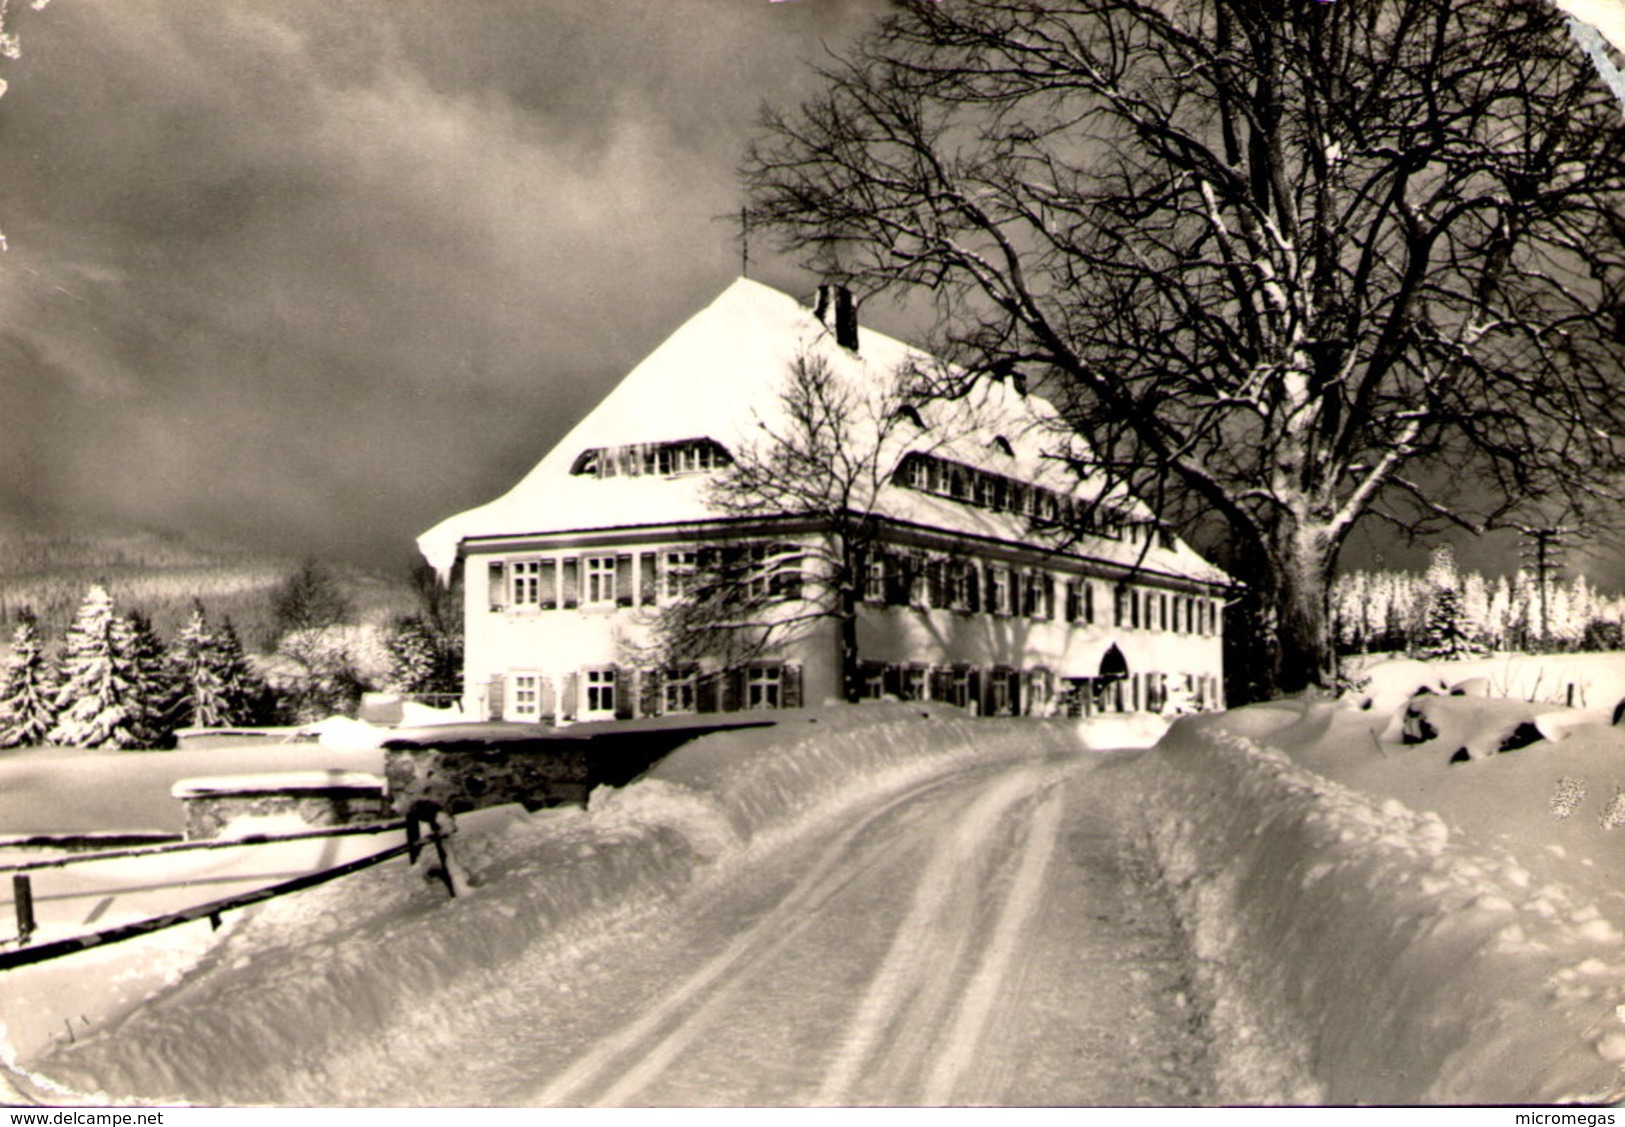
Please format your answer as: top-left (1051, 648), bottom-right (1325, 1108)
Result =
top-left (28, 705), bottom-right (1095, 1105)
top-left (1355, 651), bottom-right (1625, 714)
top-left (1131, 705), bottom-right (1625, 1105)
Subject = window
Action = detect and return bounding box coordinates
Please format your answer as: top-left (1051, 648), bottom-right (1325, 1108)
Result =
top-left (990, 567), bottom-right (1011, 616)
top-left (975, 473), bottom-right (997, 508)
top-left (747, 666), bottom-right (783, 710)
top-left (662, 667), bottom-right (697, 714)
top-left (860, 662), bottom-right (886, 700)
top-left (510, 673), bottom-right (540, 720)
top-left (950, 560), bottom-right (975, 612)
top-left (584, 668), bottom-right (616, 715)
top-left (585, 556), bottom-right (617, 605)
top-left (903, 665), bottom-right (928, 702)
top-left (511, 560), bottom-right (541, 607)
top-left (904, 455), bottom-right (931, 490)
top-left (864, 553), bottom-right (887, 604)
top-left (664, 550), bottom-right (696, 600)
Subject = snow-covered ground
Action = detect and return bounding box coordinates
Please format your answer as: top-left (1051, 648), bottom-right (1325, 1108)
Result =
top-left (3, 668), bottom-right (1624, 1105)
top-left (1130, 652), bottom-right (1625, 1104)
top-left (0, 740), bottom-right (387, 836)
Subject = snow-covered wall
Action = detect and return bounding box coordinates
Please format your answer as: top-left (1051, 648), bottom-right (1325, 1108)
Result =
top-left (1132, 706), bottom-right (1625, 1105)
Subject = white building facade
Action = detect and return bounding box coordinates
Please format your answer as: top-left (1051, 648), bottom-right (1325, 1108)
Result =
top-left (419, 279), bottom-right (1233, 723)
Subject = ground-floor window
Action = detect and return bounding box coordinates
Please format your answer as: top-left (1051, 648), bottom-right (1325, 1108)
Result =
top-left (746, 665), bottom-right (782, 710)
top-left (509, 673), bottom-right (540, 720)
top-left (584, 667), bottom-right (617, 716)
top-left (662, 666), bottom-right (697, 714)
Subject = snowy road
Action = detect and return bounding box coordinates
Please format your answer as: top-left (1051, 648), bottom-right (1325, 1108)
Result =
top-left (349, 751), bottom-right (1213, 1107)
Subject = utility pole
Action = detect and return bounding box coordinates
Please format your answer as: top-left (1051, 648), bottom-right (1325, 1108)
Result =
top-left (1518, 527), bottom-right (1568, 647)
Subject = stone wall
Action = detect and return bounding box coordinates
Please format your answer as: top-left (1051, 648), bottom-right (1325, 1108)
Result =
top-left (182, 788), bottom-right (392, 840)
top-left (384, 742), bottom-right (593, 815)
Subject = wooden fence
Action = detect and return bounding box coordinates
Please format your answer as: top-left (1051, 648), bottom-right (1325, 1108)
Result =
top-left (0, 809), bottom-right (456, 972)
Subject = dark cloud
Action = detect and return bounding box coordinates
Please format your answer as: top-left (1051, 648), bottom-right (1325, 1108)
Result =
top-left (0, 0), bottom-right (887, 565)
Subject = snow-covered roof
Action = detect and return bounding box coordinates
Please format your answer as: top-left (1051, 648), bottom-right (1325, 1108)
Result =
top-left (417, 277), bottom-right (1230, 587)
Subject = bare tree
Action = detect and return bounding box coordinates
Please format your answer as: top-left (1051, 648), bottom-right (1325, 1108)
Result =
top-left (744, 0), bottom-right (1625, 698)
top-left (643, 351), bottom-right (929, 702)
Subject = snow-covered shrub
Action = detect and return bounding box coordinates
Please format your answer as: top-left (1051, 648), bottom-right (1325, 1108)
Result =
top-left (1600, 786), bottom-right (1625, 831)
top-left (1549, 776), bottom-right (1588, 820)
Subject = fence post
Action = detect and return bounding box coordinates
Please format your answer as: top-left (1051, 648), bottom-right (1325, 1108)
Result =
top-left (13, 874), bottom-right (35, 945)
top-left (405, 813), bottom-right (422, 864)
top-left (430, 822), bottom-right (457, 900)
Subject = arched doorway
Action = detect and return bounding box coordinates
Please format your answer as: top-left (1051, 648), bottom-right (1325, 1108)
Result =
top-left (1097, 644), bottom-right (1129, 712)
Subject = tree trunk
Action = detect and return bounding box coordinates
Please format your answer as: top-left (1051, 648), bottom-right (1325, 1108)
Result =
top-left (837, 583), bottom-right (861, 703)
top-left (1260, 522), bottom-right (1338, 697)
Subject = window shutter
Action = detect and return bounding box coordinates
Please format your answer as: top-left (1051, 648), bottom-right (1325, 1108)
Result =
top-left (640, 553), bottom-right (658, 607)
top-left (1065, 580), bottom-right (1079, 623)
top-left (640, 668), bottom-right (661, 716)
top-left (616, 553), bottom-right (635, 607)
top-left (560, 672), bottom-right (578, 721)
top-left (487, 674), bottom-right (506, 721)
top-left (697, 671), bottom-right (719, 714)
top-left (723, 667), bottom-right (745, 713)
top-left (539, 677), bottom-right (557, 722)
top-left (1084, 582), bottom-right (1095, 625)
top-left (782, 663), bottom-right (803, 710)
top-left (1042, 574), bottom-right (1055, 620)
top-left (538, 560), bottom-right (557, 610)
top-left (614, 668), bottom-right (634, 719)
top-left (931, 667), bottom-right (952, 702)
top-left (488, 562), bottom-right (507, 612)
top-left (777, 544), bottom-right (803, 601)
top-left (967, 669), bottom-right (982, 716)
top-left (562, 558), bottom-right (580, 609)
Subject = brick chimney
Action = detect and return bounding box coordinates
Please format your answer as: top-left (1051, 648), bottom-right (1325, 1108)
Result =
top-left (814, 282), bottom-right (859, 352)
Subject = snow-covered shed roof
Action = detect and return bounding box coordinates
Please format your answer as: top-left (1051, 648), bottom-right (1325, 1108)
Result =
top-left (417, 277), bottom-right (1229, 587)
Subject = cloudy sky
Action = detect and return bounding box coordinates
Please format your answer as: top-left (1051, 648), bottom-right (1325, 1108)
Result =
top-left (0, 0), bottom-right (889, 567)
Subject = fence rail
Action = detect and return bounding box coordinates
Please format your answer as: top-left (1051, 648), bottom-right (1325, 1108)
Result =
top-left (0, 819), bottom-right (408, 875)
top-left (1, 810), bottom-right (457, 971)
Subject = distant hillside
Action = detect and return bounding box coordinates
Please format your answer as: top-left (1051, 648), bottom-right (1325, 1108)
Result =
top-left (0, 518), bottom-right (417, 650)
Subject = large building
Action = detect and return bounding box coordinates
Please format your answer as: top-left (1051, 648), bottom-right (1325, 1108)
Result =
top-left (418, 278), bottom-right (1232, 723)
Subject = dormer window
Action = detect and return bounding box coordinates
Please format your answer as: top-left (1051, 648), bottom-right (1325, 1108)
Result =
top-left (989, 435), bottom-right (1015, 458)
top-left (570, 438), bottom-right (732, 479)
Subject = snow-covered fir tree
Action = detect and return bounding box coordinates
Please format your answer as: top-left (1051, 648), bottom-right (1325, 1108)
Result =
top-left (1462, 572), bottom-right (1490, 645)
top-left (171, 602), bottom-right (230, 729)
top-left (126, 610), bottom-right (179, 748)
top-left (214, 618), bottom-right (266, 725)
top-left (1416, 584), bottom-right (1482, 660)
top-left (49, 585), bottom-right (141, 749)
top-left (1485, 575), bottom-right (1512, 651)
top-left (0, 610), bottom-right (58, 747)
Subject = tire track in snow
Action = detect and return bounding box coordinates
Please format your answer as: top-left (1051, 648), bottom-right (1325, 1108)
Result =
top-left (918, 784), bottom-right (1064, 1105)
top-left (811, 767), bottom-right (1060, 1105)
top-left (526, 767), bottom-right (1009, 1107)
